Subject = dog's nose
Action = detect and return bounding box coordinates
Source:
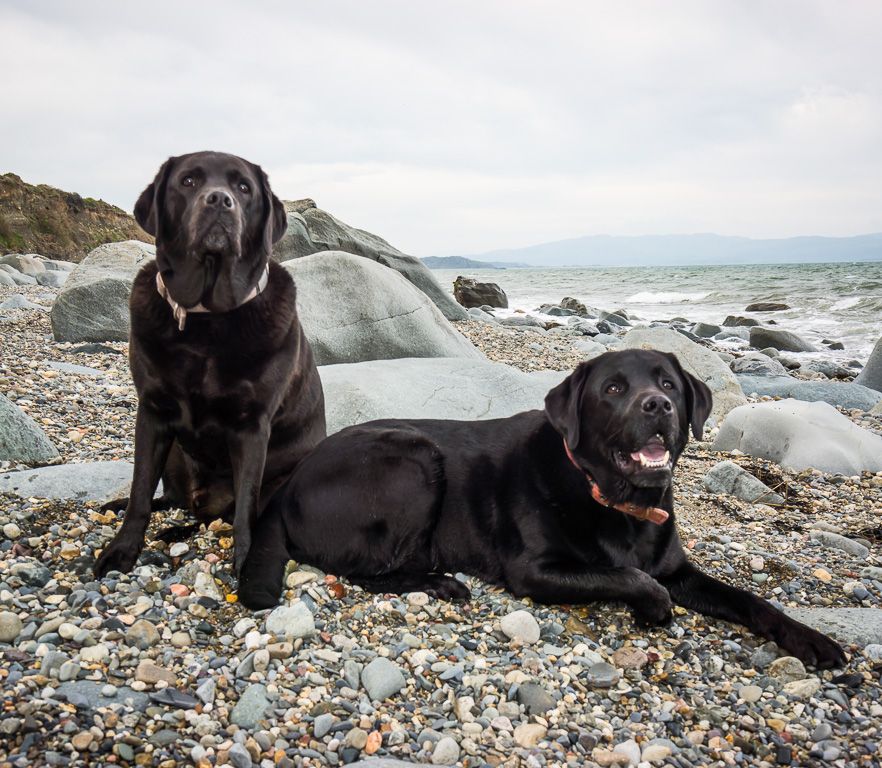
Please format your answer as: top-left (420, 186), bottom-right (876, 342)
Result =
top-left (204, 188), bottom-right (234, 210)
top-left (641, 393), bottom-right (673, 415)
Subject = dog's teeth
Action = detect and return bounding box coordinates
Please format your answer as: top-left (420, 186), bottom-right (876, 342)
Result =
top-left (637, 451), bottom-right (671, 468)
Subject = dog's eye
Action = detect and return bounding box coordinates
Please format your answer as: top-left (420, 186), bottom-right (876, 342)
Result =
top-left (662, 380), bottom-right (674, 390)
top-left (182, 176), bottom-right (195, 187)
top-left (606, 383), bottom-right (621, 394)
top-left (238, 182), bottom-right (251, 194)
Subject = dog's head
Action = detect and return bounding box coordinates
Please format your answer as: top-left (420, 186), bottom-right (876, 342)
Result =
top-left (134, 151), bottom-right (288, 312)
top-left (545, 349), bottom-right (712, 504)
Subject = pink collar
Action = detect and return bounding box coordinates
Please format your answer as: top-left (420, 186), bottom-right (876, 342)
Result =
top-left (563, 439), bottom-right (669, 525)
top-left (155, 264), bottom-right (269, 331)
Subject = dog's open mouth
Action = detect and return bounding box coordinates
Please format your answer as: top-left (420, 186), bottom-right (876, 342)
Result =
top-left (616, 434), bottom-right (672, 473)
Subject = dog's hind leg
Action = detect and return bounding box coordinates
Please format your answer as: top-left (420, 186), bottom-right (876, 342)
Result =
top-left (350, 572), bottom-right (471, 601)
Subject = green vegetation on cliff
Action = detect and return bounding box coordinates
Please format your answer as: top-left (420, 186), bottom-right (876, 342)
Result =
top-left (0, 173), bottom-right (152, 262)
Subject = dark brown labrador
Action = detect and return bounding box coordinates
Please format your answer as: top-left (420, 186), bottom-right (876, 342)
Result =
top-left (94, 151), bottom-right (325, 579)
top-left (240, 349), bottom-right (844, 668)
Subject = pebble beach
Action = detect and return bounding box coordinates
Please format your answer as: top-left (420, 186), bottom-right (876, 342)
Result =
top-left (2, 284), bottom-right (882, 768)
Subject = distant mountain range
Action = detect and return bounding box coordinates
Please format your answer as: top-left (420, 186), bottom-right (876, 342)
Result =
top-left (420, 255), bottom-right (531, 270)
top-left (437, 232), bottom-right (882, 268)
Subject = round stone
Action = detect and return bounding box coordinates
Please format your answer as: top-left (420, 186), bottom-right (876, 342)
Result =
top-left (769, 656), bottom-right (807, 683)
top-left (2, 522), bottom-right (21, 540)
top-left (431, 736), bottom-right (461, 765)
top-left (739, 685), bottom-right (763, 703)
top-left (0, 611), bottom-right (23, 643)
top-left (125, 619), bottom-right (160, 650)
top-left (500, 609), bottom-right (540, 644)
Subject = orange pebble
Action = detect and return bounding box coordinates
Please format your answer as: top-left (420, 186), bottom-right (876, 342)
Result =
top-left (365, 730), bottom-right (382, 755)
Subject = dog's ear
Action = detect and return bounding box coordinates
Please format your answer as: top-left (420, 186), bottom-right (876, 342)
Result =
top-left (254, 166), bottom-right (288, 250)
top-left (544, 361), bottom-right (593, 449)
top-left (134, 158), bottom-right (175, 237)
top-left (663, 353), bottom-right (713, 440)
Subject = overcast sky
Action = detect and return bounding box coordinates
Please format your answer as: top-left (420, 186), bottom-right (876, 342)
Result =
top-left (2, 1), bottom-right (881, 256)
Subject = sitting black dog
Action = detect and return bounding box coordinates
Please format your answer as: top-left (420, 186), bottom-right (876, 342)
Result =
top-left (94, 152), bottom-right (326, 580)
top-left (240, 349), bottom-right (844, 668)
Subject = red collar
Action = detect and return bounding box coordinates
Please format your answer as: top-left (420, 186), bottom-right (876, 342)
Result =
top-left (563, 439), bottom-right (669, 525)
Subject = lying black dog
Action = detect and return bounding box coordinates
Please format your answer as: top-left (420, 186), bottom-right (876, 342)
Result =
top-left (240, 349), bottom-right (844, 668)
top-left (94, 151), bottom-right (326, 579)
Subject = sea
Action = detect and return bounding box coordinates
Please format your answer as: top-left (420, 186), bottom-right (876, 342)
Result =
top-left (430, 261), bottom-right (882, 364)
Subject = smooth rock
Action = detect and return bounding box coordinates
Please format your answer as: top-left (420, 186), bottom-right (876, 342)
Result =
top-left (713, 399), bottom-right (882, 475)
top-left (0, 460), bottom-right (135, 502)
top-left (50, 241), bottom-right (156, 342)
top-left (513, 722), bottom-right (547, 747)
top-left (265, 602), bottom-right (315, 639)
top-left (783, 677), bottom-right (821, 697)
top-left (516, 682), bottom-right (557, 714)
top-left (855, 337), bottom-right (882, 393)
top-left (703, 460), bottom-right (784, 505)
top-left (453, 276), bottom-right (508, 309)
top-left (282, 251), bottom-right (481, 366)
top-left (500, 610), bottom-right (541, 644)
top-left (230, 684), bottom-right (270, 729)
top-left (193, 572), bottom-right (225, 602)
top-left (125, 619), bottom-right (160, 650)
top-left (749, 326), bottom-right (816, 353)
top-left (361, 657), bottom-right (406, 701)
top-left (134, 660), bottom-right (177, 685)
top-left (274, 199), bottom-right (466, 320)
top-left (782, 608), bottom-right (882, 647)
top-left (431, 736), bottom-right (461, 764)
top-left (730, 353), bottom-right (789, 377)
top-left (319, 357), bottom-right (566, 435)
top-left (735, 375), bottom-right (881, 411)
top-left (0, 253), bottom-right (46, 275)
top-left (0, 611), bottom-right (23, 643)
top-left (810, 530), bottom-right (870, 559)
top-left (769, 656), bottom-right (807, 683)
top-left (0, 392), bottom-right (60, 464)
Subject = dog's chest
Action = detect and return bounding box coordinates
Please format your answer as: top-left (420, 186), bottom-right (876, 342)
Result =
top-left (139, 346), bottom-right (263, 436)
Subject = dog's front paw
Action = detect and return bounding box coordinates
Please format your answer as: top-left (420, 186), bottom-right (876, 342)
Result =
top-left (632, 591), bottom-right (673, 627)
top-left (94, 541), bottom-right (140, 579)
top-left (772, 619), bottom-right (847, 669)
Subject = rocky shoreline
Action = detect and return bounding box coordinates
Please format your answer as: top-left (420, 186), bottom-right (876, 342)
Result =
top-left (2, 280), bottom-right (882, 768)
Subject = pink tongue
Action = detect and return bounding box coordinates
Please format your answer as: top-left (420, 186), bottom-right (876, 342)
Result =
top-left (631, 442), bottom-right (667, 461)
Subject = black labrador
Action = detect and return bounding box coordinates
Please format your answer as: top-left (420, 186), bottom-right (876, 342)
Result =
top-left (239, 349), bottom-right (844, 668)
top-left (94, 151), bottom-right (326, 579)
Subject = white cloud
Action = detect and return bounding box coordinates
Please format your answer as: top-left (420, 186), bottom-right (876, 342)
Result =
top-left (1, 0), bottom-right (881, 255)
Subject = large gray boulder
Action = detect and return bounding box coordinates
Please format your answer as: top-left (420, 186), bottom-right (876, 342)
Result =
top-left (622, 327), bottom-right (747, 423)
top-left (782, 608), bottom-right (882, 647)
top-left (712, 399), bottom-right (882, 475)
top-left (453, 276), bottom-right (508, 308)
top-left (282, 251), bottom-right (482, 366)
top-left (0, 393), bottom-right (60, 464)
top-left (854, 337), bottom-right (882, 393)
top-left (729, 353), bottom-right (789, 377)
top-left (0, 254), bottom-right (46, 276)
top-left (50, 241), bottom-right (155, 342)
top-left (0, 461), bottom-right (134, 502)
top-left (736, 375), bottom-right (882, 412)
top-left (273, 200), bottom-right (466, 321)
top-left (749, 327), bottom-right (817, 353)
top-left (318, 357), bottom-right (567, 435)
